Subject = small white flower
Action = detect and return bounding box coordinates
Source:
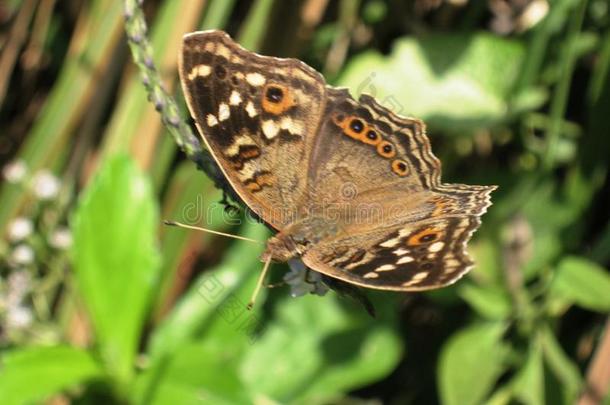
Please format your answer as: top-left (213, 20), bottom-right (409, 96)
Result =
top-left (2, 160), bottom-right (27, 183)
top-left (7, 217), bottom-right (33, 242)
top-left (32, 170), bottom-right (60, 200)
top-left (11, 244), bottom-right (34, 265)
top-left (6, 305), bottom-right (33, 329)
top-left (49, 227), bottom-right (72, 249)
top-left (7, 271), bottom-right (31, 304)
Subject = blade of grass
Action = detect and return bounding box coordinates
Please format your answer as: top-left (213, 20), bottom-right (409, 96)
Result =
top-left (199, 0), bottom-right (237, 30)
top-left (237, 0), bottom-right (276, 49)
top-left (0, 0), bottom-right (124, 230)
top-left (542, 0), bottom-right (588, 170)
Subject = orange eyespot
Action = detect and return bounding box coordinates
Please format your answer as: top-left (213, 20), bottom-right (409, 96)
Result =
top-left (407, 227), bottom-right (442, 246)
top-left (362, 129), bottom-right (381, 145)
top-left (377, 141), bottom-right (396, 158)
top-left (392, 160), bottom-right (409, 176)
top-left (343, 117), bottom-right (365, 139)
top-left (262, 83), bottom-right (295, 114)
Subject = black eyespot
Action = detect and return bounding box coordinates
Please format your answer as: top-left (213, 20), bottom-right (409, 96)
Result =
top-left (265, 86), bottom-right (284, 103)
top-left (214, 65), bottom-right (226, 79)
top-left (383, 144), bottom-right (393, 154)
top-left (419, 233), bottom-right (437, 243)
top-left (397, 162), bottom-right (407, 172)
top-left (350, 119), bottom-right (364, 133)
top-left (421, 262), bottom-right (434, 270)
top-left (366, 130), bottom-right (378, 140)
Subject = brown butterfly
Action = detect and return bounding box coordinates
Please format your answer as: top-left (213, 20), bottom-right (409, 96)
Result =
top-left (178, 30), bottom-right (496, 294)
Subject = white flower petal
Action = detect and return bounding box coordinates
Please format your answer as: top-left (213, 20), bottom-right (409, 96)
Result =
top-left (32, 170), bottom-right (60, 200)
top-left (11, 244), bottom-right (34, 265)
top-left (7, 217), bottom-right (33, 242)
top-left (2, 160), bottom-right (27, 183)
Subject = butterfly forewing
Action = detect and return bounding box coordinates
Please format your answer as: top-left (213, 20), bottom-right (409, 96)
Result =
top-left (180, 31), bottom-right (327, 229)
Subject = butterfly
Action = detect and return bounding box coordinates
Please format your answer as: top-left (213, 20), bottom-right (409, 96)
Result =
top-left (178, 30), bottom-right (496, 293)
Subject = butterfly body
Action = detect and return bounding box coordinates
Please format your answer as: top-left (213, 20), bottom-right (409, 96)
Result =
top-left (179, 30), bottom-right (496, 292)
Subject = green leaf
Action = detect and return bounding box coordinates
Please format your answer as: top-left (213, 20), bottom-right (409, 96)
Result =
top-left (511, 339), bottom-right (545, 405)
top-left (146, 221), bottom-right (268, 362)
top-left (240, 295), bottom-right (402, 404)
top-left (540, 325), bottom-right (582, 404)
top-left (137, 341), bottom-right (250, 405)
top-left (134, 222), bottom-right (268, 404)
top-left (71, 155), bottom-right (161, 386)
top-left (439, 322), bottom-right (509, 405)
top-left (338, 33), bottom-right (525, 132)
top-left (458, 284), bottom-right (512, 320)
top-left (0, 346), bottom-right (104, 405)
top-left (549, 256), bottom-right (610, 312)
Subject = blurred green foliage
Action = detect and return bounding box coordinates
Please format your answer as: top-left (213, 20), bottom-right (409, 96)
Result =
top-left (0, 0), bottom-right (609, 404)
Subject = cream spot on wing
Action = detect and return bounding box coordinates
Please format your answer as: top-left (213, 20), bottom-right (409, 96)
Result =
top-left (215, 44), bottom-right (231, 59)
top-left (238, 161), bottom-right (257, 179)
top-left (229, 91), bottom-right (242, 106)
top-left (279, 116), bottom-right (303, 136)
top-left (345, 252), bottom-right (374, 270)
top-left (401, 271), bottom-right (429, 287)
top-left (246, 72), bottom-right (266, 86)
top-left (246, 101), bottom-right (258, 117)
top-left (375, 264), bottom-right (396, 272)
top-left (398, 228), bottom-right (412, 238)
top-left (187, 65), bottom-right (211, 80)
top-left (363, 272), bottom-right (379, 279)
top-left (429, 242), bottom-right (444, 252)
top-left (206, 114), bottom-right (218, 127)
top-left (380, 238), bottom-right (399, 248)
top-left (218, 103), bottom-right (230, 121)
top-left (413, 271), bottom-right (429, 281)
top-left (262, 120), bottom-right (280, 139)
top-left (224, 134), bottom-right (256, 156)
top-left (446, 259), bottom-right (460, 267)
top-left (393, 248), bottom-right (409, 256)
top-left (397, 256), bottom-right (414, 264)
top-left (204, 42), bottom-right (215, 52)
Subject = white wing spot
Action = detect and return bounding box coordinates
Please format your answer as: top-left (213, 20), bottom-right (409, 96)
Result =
top-left (393, 248), bottom-right (409, 256)
top-left (224, 134), bottom-right (256, 156)
top-left (187, 64), bottom-right (211, 80)
top-left (401, 271), bottom-right (429, 287)
top-left (229, 91), bottom-right (242, 106)
top-left (380, 238), bottom-right (399, 248)
top-left (375, 264), bottom-right (396, 272)
top-left (246, 72), bottom-right (266, 86)
top-left (262, 120), bottom-right (280, 139)
top-left (238, 161), bottom-right (257, 179)
top-left (413, 271), bottom-right (429, 281)
top-left (429, 241), bottom-right (444, 252)
top-left (218, 103), bottom-right (230, 121)
top-left (279, 116), bottom-right (303, 136)
top-left (397, 256), bottom-right (414, 264)
top-left (363, 272), bottom-right (379, 279)
top-left (246, 101), bottom-right (258, 117)
top-left (206, 114), bottom-right (218, 127)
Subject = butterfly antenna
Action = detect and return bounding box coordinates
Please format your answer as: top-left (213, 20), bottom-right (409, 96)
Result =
top-left (163, 220), bottom-right (263, 244)
top-left (247, 255), bottom-right (272, 310)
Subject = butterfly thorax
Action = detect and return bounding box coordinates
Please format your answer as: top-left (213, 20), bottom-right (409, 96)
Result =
top-left (262, 216), bottom-right (339, 263)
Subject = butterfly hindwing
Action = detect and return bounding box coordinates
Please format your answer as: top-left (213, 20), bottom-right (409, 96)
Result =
top-left (302, 215), bottom-right (486, 291)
